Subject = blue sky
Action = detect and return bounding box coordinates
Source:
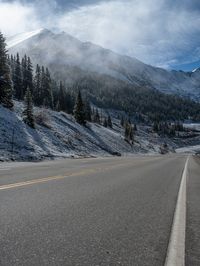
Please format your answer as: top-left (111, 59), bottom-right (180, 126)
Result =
top-left (0, 0), bottom-right (200, 71)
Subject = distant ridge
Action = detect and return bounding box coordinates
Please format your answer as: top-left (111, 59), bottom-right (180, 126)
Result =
top-left (8, 28), bottom-right (200, 101)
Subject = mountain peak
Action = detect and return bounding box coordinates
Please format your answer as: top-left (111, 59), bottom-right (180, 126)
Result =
top-left (7, 28), bottom-right (200, 101)
top-left (6, 28), bottom-right (47, 49)
top-left (192, 67), bottom-right (200, 73)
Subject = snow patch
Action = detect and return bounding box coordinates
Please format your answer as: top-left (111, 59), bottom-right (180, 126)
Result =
top-left (7, 29), bottom-right (44, 49)
top-left (176, 145), bottom-right (200, 154)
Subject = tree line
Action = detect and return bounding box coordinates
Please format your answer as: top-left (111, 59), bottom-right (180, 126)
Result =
top-left (0, 32), bottom-right (116, 131)
top-left (71, 75), bottom-right (200, 122)
top-left (8, 53), bottom-right (74, 113)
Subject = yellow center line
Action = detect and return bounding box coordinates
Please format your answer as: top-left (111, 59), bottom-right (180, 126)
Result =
top-left (0, 156), bottom-right (163, 191)
top-left (0, 162), bottom-right (132, 191)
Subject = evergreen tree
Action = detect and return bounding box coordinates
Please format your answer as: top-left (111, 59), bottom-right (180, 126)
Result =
top-left (13, 53), bottom-right (23, 100)
top-left (134, 124), bottom-right (137, 131)
top-left (94, 109), bottom-right (100, 124)
top-left (65, 91), bottom-right (74, 114)
top-left (0, 32), bottom-right (13, 109)
top-left (124, 122), bottom-right (134, 143)
top-left (74, 90), bottom-right (86, 125)
top-left (84, 100), bottom-right (92, 122)
top-left (33, 64), bottom-right (41, 105)
top-left (43, 67), bottom-right (53, 108)
top-left (120, 116), bottom-right (124, 127)
top-left (51, 79), bottom-right (59, 109)
top-left (107, 115), bottom-right (112, 128)
top-left (40, 66), bottom-right (46, 106)
top-left (21, 55), bottom-right (27, 96)
top-left (27, 57), bottom-right (33, 93)
top-left (92, 107), bottom-right (95, 117)
top-left (21, 56), bottom-right (33, 97)
top-left (153, 122), bottom-right (159, 132)
top-left (56, 100), bottom-right (60, 112)
top-left (10, 54), bottom-right (15, 76)
top-left (100, 109), bottom-right (103, 124)
top-left (128, 125), bottom-right (134, 143)
top-left (124, 122), bottom-right (129, 140)
top-left (103, 118), bottom-right (108, 127)
top-left (58, 81), bottom-right (67, 111)
top-left (23, 88), bottom-right (35, 128)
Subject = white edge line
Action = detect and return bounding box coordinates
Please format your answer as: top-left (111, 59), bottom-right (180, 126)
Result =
top-left (164, 156), bottom-right (189, 266)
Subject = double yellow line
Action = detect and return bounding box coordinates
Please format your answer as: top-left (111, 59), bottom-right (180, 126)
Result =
top-left (0, 168), bottom-right (101, 191)
top-left (0, 162), bottom-right (132, 191)
top-left (0, 156), bottom-right (163, 191)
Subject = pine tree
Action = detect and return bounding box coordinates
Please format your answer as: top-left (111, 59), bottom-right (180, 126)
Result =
top-left (27, 57), bottom-right (33, 93)
top-left (56, 100), bottom-right (60, 112)
top-left (134, 124), bottom-right (137, 131)
top-left (21, 55), bottom-right (27, 96)
top-left (13, 53), bottom-right (23, 100)
top-left (94, 109), bottom-right (100, 124)
top-left (65, 91), bottom-right (74, 114)
top-left (40, 66), bottom-right (46, 106)
top-left (100, 109), bottom-right (103, 124)
top-left (58, 81), bottom-right (67, 111)
top-left (120, 116), bottom-right (124, 127)
top-left (153, 122), bottom-right (159, 132)
top-left (84, 100), bottom-right (92, 122)
top-left (124, 122), bottom-right (129, 140)
top-left (33, 64), bottom-right (41, 105)
top-left (10, 54), bottom-right (15, 76)
top-left (21, 56), bottom-right (33, 97)
top-left (74, 90), bottom-right (86, 125)
top-left (51, 79), bottom-right (59, 110)
top-left (128, 125), bottom-right (134, 143)
top-left (103, 118), bottom-right (108, 127)
top-left (43, 67), bottom-right (53, 108)
top-left (107, 115), bottom-right (112, 128)
top-left (23, 88), bottom-right (35, 128)
top-left (0, 32), bottom-right (13, 109)
top-left (124, 122), bottom-right (134, 143)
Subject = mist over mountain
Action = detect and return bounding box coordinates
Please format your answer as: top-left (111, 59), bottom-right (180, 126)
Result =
top-left (8, 29), bottom-right (200, 102)
top-left (1, 26), bottom-right (200, 163)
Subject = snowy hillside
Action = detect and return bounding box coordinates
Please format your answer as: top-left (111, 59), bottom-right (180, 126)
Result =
top-left (1, 102), bottom-right (200, 162)
top-left (0, 102), bottom-right (154, 161)
top-left (8, 29), bottom-right (200, 101)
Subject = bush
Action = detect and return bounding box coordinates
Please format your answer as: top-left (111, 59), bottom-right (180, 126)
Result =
top-left (35, 110), bottom-right (51, 128)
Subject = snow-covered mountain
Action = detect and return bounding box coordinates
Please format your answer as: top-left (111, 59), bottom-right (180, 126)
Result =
top-left (7, 29), bottom-right (44, 49)
top-left (8, 29), bottom-right (200, 101)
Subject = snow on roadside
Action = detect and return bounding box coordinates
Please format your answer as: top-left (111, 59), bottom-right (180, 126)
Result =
top-left (176, 145), bottom-right (200, 154)
top-left (0, 101), bottom-right (156, 162)
top-left (1, 102), bottom-right (200, 162)
top-left (184, 123), bottom-right (200, 132)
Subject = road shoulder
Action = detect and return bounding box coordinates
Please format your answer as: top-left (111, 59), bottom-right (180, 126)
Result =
top-left (186, 156), bottom-right (200, 265)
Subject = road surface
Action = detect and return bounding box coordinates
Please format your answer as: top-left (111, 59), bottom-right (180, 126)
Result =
top-left (0, 155), bottom-right (199, 265)
top-left (186, 155), bottom-right (200, 265)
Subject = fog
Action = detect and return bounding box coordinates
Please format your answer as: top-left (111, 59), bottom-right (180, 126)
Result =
top-left (0, 0), bottom-right (200, 69)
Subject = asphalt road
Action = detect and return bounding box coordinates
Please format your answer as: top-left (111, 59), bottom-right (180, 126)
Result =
top-left (186, 155), bottom-right (200, 266)
top-left (0, 155), bottom-right (197, 266)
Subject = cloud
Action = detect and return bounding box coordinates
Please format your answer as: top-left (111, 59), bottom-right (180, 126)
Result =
top-left (57, 0), bottom-right (200, 68)
top-left (0, 0), bottom-right (200, 69)
top-left (0, 1), bottom-right (39, 36)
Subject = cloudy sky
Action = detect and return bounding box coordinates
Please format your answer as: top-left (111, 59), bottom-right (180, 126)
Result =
top-left (0, 0), bottom-right (200, 71)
